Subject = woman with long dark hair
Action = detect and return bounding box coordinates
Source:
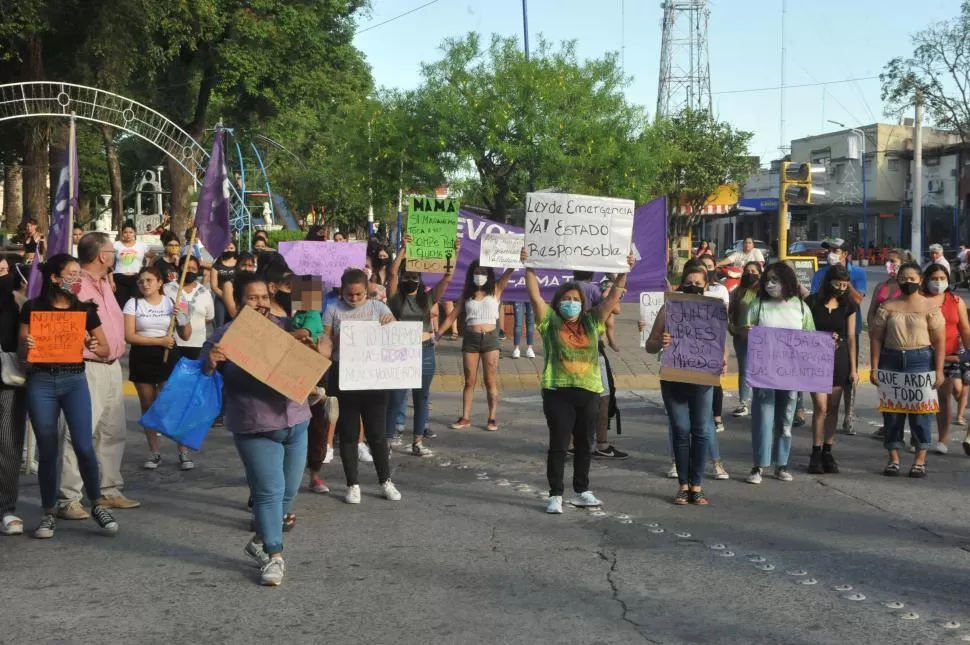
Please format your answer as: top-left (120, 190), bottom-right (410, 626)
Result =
top-left (18, 254), bottom-right (118, 539)
top-left (0, 257), bottom-right (29, 535)
top-left (112, 220), bottom-right (150, 309)
top-left (728, 261), bottom-right (762, 418)
top-left (210, 240), bottom-right (238, 328)
top-left (438, 260), bottom-right (514, 431)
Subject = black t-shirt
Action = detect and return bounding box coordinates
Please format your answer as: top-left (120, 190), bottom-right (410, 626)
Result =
top-left (806, 294), bottom-right (852, 341)
top-left (154, 258), bottom-right (179, 284)
top-left (20, 298), bottom-right (101, 368)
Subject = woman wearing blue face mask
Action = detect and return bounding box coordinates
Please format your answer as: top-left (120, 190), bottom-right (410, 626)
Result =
top-left (521, 247), bottom-right (634, 514)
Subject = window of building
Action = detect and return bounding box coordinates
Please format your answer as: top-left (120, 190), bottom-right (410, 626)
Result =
top-left (811, 148), bottom-right (831, 166)
top-left (833, 163), bottom-right (845, 183)
top-left (888, 158), bottom-right (900, 171)
top-left (926, 156), bottom-right (940, 167)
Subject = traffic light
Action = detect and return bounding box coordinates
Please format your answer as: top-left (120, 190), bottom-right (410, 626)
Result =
top-left (780, 161), bottom-right (826, 205)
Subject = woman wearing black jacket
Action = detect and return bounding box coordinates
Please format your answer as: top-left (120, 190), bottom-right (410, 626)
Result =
top-left (0, 259), bottom-right (29, 535)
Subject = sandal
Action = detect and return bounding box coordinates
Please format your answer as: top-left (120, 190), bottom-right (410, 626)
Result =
top-left (883, 462), bottom-right (900, 477)
top-left (486, 419), bottom-right (499, 432)
top-left (282, 513), bottom-right (296, 532)
top-left (688, 490), bottom-right (710, 506)
top-left (908, 463), bottom-right (927, 478)
top-left (672, 490), bottom-right (689, 505)
top-left (1, 513), bottom-right (24, 536)
top-left (450, 418), bottom-right (471, 429)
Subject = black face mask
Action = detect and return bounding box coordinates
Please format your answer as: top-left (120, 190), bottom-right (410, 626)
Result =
top-left (400, 280), bottom-right (419, 294)
top-left (680, 284), bottom-right (705, 296)
top-left (830, 286), bottom-right (847, 297)
top-left (221, 251), bottom-right (236, 260)
top-left (275, 291), bottom-right (292, 315)
top-left (707, 270), bottom-right (717, 283)
top-left (183, 271), bottom-right (198, 284)
top-left (741, 273), bottom-right (759, 287)
top-left (899, 281), bottom-right (920, 296)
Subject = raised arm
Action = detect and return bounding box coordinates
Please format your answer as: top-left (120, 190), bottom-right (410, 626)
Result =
top-left (495, 266), bottom-right (516, 296)
top-left (520, 247), bottom-right (548, 320)
top-left (592, 253), bottom-right (634, 323)
top-left (387, 241), bottom-right (406, 300)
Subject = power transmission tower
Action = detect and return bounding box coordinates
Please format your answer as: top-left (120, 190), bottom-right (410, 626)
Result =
top-left (656, 0), bottom-right (712, 118)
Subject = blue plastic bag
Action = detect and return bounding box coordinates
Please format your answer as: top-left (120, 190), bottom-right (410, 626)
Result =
top-left (138, 358), bottom-right (223, 451)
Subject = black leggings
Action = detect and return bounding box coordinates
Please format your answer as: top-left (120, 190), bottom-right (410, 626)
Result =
top-left (713, 386), bottom-right (723, 418)
top-left (330, 365), bottom-right (391, 487)
top-left (542, 387), bottom-right (598, 497)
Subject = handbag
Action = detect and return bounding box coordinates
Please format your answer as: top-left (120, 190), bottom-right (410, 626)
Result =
top-left (0, 352), bottom-right (26, 387)
top-left (139, 358), bottom-right (223, 450)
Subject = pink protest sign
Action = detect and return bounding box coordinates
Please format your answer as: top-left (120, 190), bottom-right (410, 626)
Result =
top-left (278, 241), bottom-right (367, 286)
top-left (745, 327), bottom-right (835, 394)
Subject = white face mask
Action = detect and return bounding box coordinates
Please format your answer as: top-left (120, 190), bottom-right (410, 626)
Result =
top-left (827, 252), bottom-right (841, 265)
top-left (928, 279), bottom-right (948, 294)
top-left (764, 280), bottom-right (782, 298)
top-left (472, 274), bottom-right (488, 287)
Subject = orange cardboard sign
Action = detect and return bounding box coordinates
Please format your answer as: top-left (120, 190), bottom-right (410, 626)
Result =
top-left (27, 311), bottom-right (87, 364)
top-left (219, 307), bottom-right (331, 403)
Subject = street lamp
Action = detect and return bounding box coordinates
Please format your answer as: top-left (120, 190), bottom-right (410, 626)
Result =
top-left (828, 119), bottom-right (869, 257)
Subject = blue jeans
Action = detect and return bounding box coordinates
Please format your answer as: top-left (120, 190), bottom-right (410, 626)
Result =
top-left (26, 370), bottom-right (101, 510)
top-left (214, 297), bottom-right (228, 328)
top-left (514, 302), bottom-right (535, 347)
top-left (386, 344), bottom-right (436, 439)
top-left (880, 348), bottom-right (935, 451)
top-left (661, 381), bottom-right (712, 486)
top-left (234, 421), bottom-right (309, 555)
top-left (733, 336), bottom-right (750, 403)
top-left (751, 388), bottom-right (796, 468)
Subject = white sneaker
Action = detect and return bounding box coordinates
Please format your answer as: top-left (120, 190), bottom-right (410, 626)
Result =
top-left (712, 461), bottom-right (730, 480)
top-left (546, 495), bottom-right (564, 514)
top-left (143, 453), bottom-right (161, 470)
top-left (512, 347), bottom-right (521, 359)
top-left (323, 446), bottom-right (334, 464)
top-left (260, 557), bottom-right (285, 586)
top-left (390, 435), bottom-right (403, 447)
top-left (935, 442), bottom-right (949, 455)
top-left (746, 467), bottom-right (763, 484)
top-left (358, 443), bottom-right (374, 463)
top-left (774, 467), bottom-right (794, 482)
top-left (666, 462), bottom-right (678, 479)
top-left (526, 347), bottom-right (536, 359)
top-left (345, 484), bottom-right (361, 504)
top-left (244, 538), bottom-right (270, 566)
top-left (33, 513), bottom-right (56, 539)
top-left (568, 491), bottom-right (601, 507)
top-left (382, 480), bottom-right (402, 501)
top-left (178, 452), bottom-right (195, 471)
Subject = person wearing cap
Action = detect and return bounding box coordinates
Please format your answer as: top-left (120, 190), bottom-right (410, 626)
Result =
top-left (926, 244), bottom-right (951, 274)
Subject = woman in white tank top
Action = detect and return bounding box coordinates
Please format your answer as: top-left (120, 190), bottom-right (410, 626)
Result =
top-left (438, 261), bottom-right (515, 431)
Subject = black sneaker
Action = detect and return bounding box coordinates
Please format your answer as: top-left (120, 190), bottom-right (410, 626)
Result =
top-left (821, 451), bottom-right (839, 474)
top-left (792, 412), bottom-right (807, 428)
top-left (592, 446), bottom-right (629, 460)
top-left (807, 451), bottom-right (824, 474)
top-left (33, 513), bottom-right (56, 539)
top-left (424, 427), bottom-right (438, 439)
top-left (91, 505), bottom-right (119, 534)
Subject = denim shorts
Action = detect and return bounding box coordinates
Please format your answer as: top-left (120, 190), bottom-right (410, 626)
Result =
top-left (462, 329), bottom-right (500, 354)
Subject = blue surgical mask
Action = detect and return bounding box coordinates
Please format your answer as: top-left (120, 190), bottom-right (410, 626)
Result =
top-left (558, 300), bottom-right (582, 319)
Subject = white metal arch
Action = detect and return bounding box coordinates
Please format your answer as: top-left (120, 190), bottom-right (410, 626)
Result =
top-left (0, 81), bottom-right (248, 232)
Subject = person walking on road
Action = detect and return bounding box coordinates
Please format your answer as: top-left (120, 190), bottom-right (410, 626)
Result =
top-left (728, 261), bottom-right (762, 418)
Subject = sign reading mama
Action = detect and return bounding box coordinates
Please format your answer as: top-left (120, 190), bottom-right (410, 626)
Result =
top-left (407, 197), bottom-right (459, 273)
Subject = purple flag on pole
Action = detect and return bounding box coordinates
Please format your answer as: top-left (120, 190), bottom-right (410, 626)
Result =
top-left (27, 119), bottom-right (78, 299)
top-left (194, 130), bottom-right (232, 256)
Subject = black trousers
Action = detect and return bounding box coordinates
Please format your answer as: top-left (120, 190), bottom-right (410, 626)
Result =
top-left (713, 386), bottom-right (723, 418)
top-left (542, 387), bottom-right (598, 497)
top-left (330, 364), bottom-right (391, 487)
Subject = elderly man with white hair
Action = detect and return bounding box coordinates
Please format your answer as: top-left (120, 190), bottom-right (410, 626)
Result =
top-left (926, 244), bottom-right (951, 273)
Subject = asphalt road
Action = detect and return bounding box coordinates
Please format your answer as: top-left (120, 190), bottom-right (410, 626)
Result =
top-left (2, 382), bottom-right (969, 645)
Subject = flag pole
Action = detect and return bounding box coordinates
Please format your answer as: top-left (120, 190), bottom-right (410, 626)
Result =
top-left (66, 112), bottom-right (76, 254)
top-left (162, 225), bottom-right (197, 362)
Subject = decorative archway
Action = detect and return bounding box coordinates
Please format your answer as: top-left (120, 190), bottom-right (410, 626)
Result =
top-left (0, 81), bottom-right (249, 233)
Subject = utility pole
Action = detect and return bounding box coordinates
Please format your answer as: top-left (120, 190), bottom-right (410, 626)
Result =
top-left (912, 91), bottom-right (923, 260)
top-left (522, 0), bottom-right (530, 61)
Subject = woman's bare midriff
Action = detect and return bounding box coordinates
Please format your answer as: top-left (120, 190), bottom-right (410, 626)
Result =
top-left (466, 324), bottom-right (497, 334)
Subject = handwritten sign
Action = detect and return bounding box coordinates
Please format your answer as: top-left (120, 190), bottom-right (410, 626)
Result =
top-left (638, 291), bottom-right (665, 348)
top-left (278, 241), bottom-right (367, 287)
top-left (219, 307), bottom-right (331, 403)
top-left (523, 192), bottom-right (634, 273)
top-left (659, 293), bottom-right (727, 386)
top-left (28, 311), bottom-right (87, 364)
top-left (407, 197), bottom-right (459, 273)
top-left (877, 369), bottom-right (940, 414)
top-left (480, 233), bottom-right (525, 269)
top-left (339, 321), bottom-right (422, 390)
top-left (745, 327), bottom-right (835, 394)
top-left (785, 257), bottom-right (818, 293)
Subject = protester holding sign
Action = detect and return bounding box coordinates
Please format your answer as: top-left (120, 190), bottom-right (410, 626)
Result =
top-left (869, 262), bottom-right (945, 478)
top-left (728, 262), bottom-right (762, 418)
top-left (18, 254), bottom-right (119, 539)
top-left (438, 261), bottom-right (515, 432)
top-left (646, 263), bottom-right (727, 505)
top-left (804, 265), bottom-right (857, 475)
top-left (742, 262), bottom-right (816, 484)
top-left (521, 247), bottom-right (633, 514)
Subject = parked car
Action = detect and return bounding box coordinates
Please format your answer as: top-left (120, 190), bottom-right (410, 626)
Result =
top-left (788, 240), bottom-right (829, 262)
top-left (723, 239), bottom-right (774, 264)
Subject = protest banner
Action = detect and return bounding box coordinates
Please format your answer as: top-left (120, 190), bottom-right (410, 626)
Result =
top-left (523, 192), bottom-right (635, 273)
top-left (339, 321), bottom-right (422, 390)
top-left (480, 233), bottom-right (525, 269)
top-left (638, 291), bottom-right (665, 348)
top-left (278, 241), bottom-right (367, 287)
top-left (27, 311), bottom-right (86, 364)
top-left (220, 307), bottom-right (331, 402)
top-left (407, 197), bottom-right (459, 273)
top-left (745, 327), bottom-right (834, 393)
top-left (876, 369), bottom-right (940, 414)
top-left (659, 292), bottom-right (727, 386)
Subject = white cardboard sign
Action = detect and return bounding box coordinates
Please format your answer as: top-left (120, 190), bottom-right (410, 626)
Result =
top-left (339, 321), bottom-right (423, 390)
top-left (479, 233), bottom-right (525, 269)
top-left (638, 291), bottom-right (665, 348)
top-left (523, 192), bottom-right (634, 273)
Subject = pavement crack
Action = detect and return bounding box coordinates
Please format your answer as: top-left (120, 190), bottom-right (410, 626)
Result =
top-left (597, 549), bottom-right (659, 644)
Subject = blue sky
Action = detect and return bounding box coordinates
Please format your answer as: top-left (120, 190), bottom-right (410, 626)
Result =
top-left (354, 0), bottom-right (958, 164)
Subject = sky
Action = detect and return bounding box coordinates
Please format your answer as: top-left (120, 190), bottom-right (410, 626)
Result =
top-left (353, 0), bottom-right (958, 165)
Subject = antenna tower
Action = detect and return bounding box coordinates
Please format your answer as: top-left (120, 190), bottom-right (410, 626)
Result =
top-left (656, 0), bottom-right (712, 118)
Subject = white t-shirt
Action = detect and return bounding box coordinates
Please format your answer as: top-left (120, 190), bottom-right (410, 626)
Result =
top-left (114, 241), bottom-right (149, 275)
top-left (123, 296), bottom-right (176, 338)
top-left (164, 282), bottom-right (214, 348)
top-left (727, 248), bottom-right (765, 267)
top-left (925, 256), bottom-right (951, 273)
top-left (705, 282), bottom-right (730, 306)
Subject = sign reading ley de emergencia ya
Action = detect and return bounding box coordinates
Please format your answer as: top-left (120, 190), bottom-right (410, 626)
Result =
top-left (523, 192), bottom-right (634, 273)
top-left (407, 197), bottom-right (459, 273)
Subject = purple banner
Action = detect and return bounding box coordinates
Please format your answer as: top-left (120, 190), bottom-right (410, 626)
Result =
top-left (746, 327), bottom-right (835, 394)
top-left (194, 129), bottom-right (232, 257)
top-left (436, 197), bottom-right (667, 303)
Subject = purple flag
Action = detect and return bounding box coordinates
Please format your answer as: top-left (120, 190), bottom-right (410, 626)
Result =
top-left (194, 130), bottom-right (232, 256)
top-left (27, 119), bottom-right (78, 298)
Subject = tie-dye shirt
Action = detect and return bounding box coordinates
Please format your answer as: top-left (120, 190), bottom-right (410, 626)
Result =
top-left (538, 309), bottom-right (605, 393)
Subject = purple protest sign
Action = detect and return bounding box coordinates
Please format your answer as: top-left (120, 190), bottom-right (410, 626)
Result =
top-left (746, 327), bottom-right (835, 394)
top-left (436, 197), bottom-right (668, 303)
top-left (659, 292), bottom-right (728, 386)
top-left (278, 241), bottom-right (367, 287)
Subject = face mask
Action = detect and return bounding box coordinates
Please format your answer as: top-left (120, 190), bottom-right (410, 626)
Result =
top-left (400, 280), bottom-right (419, 294)
top-left (829, 283), bottom-right (847, 296)
top-left (886, 261), bottom-right (898, 277)
top-left (928, 279), bottom-right (948, 294)
top-left (899, 281), bottom-right (920, 296)
top-left (59, 277), bottom-right (81, 296)
top-left (275, 291), bottom-right (292, 314)
top-left (472, 274), bottom-right (488, 287)
top-left (764, 280), bottom-right (782, 298)
top-left (827, 253), bottom-right (841, 266)
top-left (741, 273), bottom-right (759, 287)
top-left (558, 300), bottom-right (582, 319)
top-left (680, 284), bottom-right (705, 296)
top-left (183, 271), bottom-right (198, 284)
top-left (221, 251), bottom-right (236, 260)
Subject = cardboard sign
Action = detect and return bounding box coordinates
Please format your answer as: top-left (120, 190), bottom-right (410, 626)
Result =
top-left (745, 327), bottom-right (835, 394)
top-left (278, 241), bottom-right (367, 287)
top-left (339, 321), bottom-right (423, 390)
top-left (523, 192), bottom-right (634, 273)
top-left (27, 311), bottom-right (87, 364)
top-left (659, 292), bottom-right (727, 386)
top-left (480, 233), bottom-right (525, 269)
top-left (877, 369), bottom-right (940, 414)
top-left (638, 291), bottom-right (665, 348)
top-left (219, 307), bottom-right (331, 403)
top-left (407, 197), bottom-right (459, 273)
